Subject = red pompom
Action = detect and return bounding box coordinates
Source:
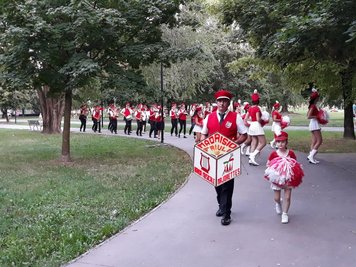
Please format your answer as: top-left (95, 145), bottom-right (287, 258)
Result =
top-left (317, 109), bottom-right (329, 125)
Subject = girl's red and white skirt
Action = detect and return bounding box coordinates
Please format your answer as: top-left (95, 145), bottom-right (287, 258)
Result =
top-left (264, 157), bottom-right (304, 190)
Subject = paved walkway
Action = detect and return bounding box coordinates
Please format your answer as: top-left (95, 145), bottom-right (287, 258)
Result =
top-left (1, 124), bottom-right (356, 267)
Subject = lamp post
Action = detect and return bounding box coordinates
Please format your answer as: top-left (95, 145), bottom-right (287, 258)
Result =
top-left (160, 62), bottom-right (164, 144)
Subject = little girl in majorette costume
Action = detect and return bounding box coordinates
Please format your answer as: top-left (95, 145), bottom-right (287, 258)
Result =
top-left (264, 131), bottom-right (304, 224)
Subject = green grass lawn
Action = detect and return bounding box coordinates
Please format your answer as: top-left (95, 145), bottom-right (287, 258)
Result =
top-left (264, 130), bottom-right (356, 153)
top-left (0, 130), bottom-right (191, 266)
top-left (287, 106), bottom-right (345, 127)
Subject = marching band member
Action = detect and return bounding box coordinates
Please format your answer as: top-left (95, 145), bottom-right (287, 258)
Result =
top-left (121, 102), bottom-right (133, 135)
top-left (142, 105), bottom-right (148, 133)
top-left (244, 90), bottom-right (267, 166)
top-left (192, 106), bottom-right (204, 143)
top-left (178, 103), bottom-right (188, 138)
top-left (189, 104), bottom-right (196, 136)
top-left (79, 103), bottom-right (89, 132)
top-left (108, 103), bottom-right (119, 134)
top-left (92, 105), bottom-right (103, 133)
top-left (149, 104), bottom-right (158, 138)
top-left (307, 88), bottom-right (323, 164)
top-left (135, 104), bottom-right (144, 136)
top-left (155, 105), bottom-right (165, 139)
top-left (200, 89), bottom-right (247, 226)
top-left (170, 103), bottom-right (178, 137)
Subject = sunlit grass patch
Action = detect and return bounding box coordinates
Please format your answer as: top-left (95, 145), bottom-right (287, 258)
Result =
top-left (0, 130), bottom-right (191, 266)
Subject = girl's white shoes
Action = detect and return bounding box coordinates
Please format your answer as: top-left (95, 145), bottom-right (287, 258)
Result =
top-left (275, 201), bottom-right (288, 224)
top-left (281, 212), bottom-right (289, 224)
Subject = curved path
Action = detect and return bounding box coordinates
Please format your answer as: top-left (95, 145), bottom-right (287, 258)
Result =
top-left (1, 124), bottom-right (356, 267)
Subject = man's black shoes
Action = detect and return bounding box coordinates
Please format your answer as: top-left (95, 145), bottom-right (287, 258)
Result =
top-left (221, 216), bottom-right (231, 226)
top-left (216, 209), bottom-right (224, 217)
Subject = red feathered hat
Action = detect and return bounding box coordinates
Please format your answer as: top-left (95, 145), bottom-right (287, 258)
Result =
top-left (243, 102), bottom-right (250, 111)
top-left (275, 131), bottom-right (288, 141)
top-left (214, 90), bottom-right (233, 100)
top-left (251, 89), bottom-right (260, 102)
top-left (273, 101), bottom-right (280, 109)
top-left (310, 88), bottom-right (320, 100)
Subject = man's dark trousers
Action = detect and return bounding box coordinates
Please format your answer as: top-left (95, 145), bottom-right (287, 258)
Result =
top-left (215, 179), bottom-right (234, 217)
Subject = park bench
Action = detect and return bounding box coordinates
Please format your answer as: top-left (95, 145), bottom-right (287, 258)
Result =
top-left (28, 120), bottom-right (42, 131)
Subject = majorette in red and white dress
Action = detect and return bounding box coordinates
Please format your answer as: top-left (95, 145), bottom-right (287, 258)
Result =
top-left (264, 150), bottom-right (304, 189)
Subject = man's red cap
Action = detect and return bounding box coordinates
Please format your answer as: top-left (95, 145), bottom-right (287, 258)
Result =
top-left (214, 90), bottom-right (233, 100)
top-left (275, 131), bottom-right (288, 141)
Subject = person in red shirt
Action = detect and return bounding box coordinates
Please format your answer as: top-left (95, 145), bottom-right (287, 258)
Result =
top-left (169, 103), bottom-right (178, 136)
top-left (264, 131), bottom-right (304, 224)
top-left (244, 90), bottom-right (267, 166)
top-left (121, 102), bottom-right (133, 135)
top-left (149, 104), bottom-right (158, 138)
top-left (135, 104), bottom-right (144, 136)
top-left (92, 105), bottom-right (103, 133)
top-left (178, 103), bottom-right (188, 138)
top-left (108, 103), bottom-right (119, 134)
top-left (79, 103), bottom-right (89, 132)
top-left (201, 89), bottom-right (248, 226)
top-left (155, 105), bottom-right (165, 139)
top-left (307, 88), bottom-right (322, 164)
top-left (191, 106), bottom-right (204, 143)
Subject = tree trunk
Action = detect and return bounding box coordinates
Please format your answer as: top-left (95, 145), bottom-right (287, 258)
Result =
top-left (1, 108), bottom-right (9, 122)
top-left (340, 62), bottom-right (355, 139)
top-left (61, 90), bottom-right (72, 162)
top-left (37, 86), bottom-right (64, 134)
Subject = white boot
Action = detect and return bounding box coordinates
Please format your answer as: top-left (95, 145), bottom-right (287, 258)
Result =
top-left (249, 149), bottom-right (260, 166)
top-left (314, 150), bottom-right (320, 163)
top-left (245, 146), bottom-right (250, 156)
top-left (240, 143), bottom-right (246, 155)
top-left (307, 149), bottom-right (318, 164)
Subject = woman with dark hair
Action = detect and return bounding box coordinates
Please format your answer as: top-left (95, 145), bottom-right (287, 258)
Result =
top-left (307, 88), bottom-right (323, 164)
top-left (244, 90), bottom-right (267, 166)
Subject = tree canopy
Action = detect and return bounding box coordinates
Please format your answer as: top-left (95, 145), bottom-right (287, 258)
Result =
top-left (0, 0), bottom-right (184, 161)
top-left (215, 0), bottom-right (356, 138)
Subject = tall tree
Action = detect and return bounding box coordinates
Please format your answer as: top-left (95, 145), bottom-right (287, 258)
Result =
top-left (216, 0), bottom-right (356, 138)
top-left (141, 2), bottom-right (257, 105)
top-left (1, 0), bottom-right (183, 161)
